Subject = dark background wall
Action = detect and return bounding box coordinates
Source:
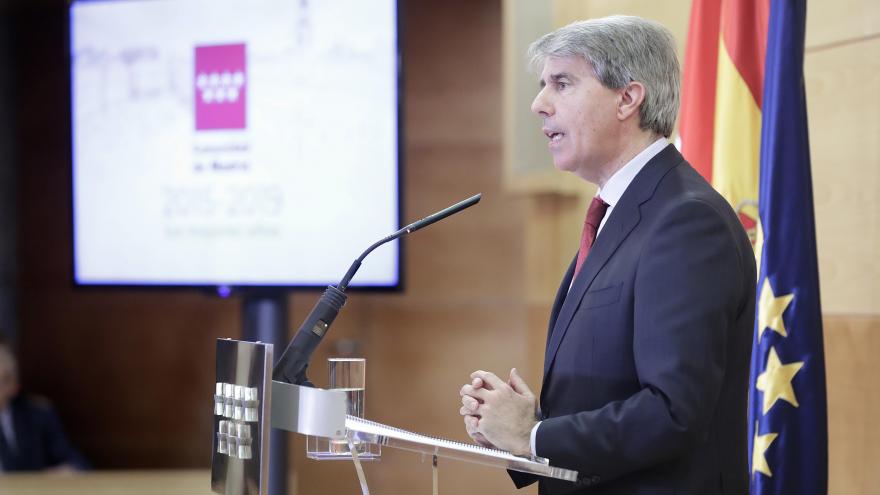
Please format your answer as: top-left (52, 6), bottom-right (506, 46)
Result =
top-left (0, 3), bottom-right (19, 346)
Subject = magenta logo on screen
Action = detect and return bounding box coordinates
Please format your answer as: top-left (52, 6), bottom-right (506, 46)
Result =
top-left (194, 43), bottom-right (246, 130)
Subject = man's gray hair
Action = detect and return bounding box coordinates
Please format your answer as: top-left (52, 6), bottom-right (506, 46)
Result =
top-left (528, 15), bottom-right (680, 138)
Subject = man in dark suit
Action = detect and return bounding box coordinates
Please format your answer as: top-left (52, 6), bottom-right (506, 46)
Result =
top-left (0, 340), bottom-right (88, 473)
top-left (460, 16), bottom-right (755, 494)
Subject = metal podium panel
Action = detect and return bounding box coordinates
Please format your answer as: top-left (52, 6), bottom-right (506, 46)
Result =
top-left (211, 339), bottom-right (273, 495)
top-left (270, 380), bottom-right (347, 438)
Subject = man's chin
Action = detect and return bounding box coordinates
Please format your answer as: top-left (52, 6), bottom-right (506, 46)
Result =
top-left (551, 157), bottom-right (578, 173)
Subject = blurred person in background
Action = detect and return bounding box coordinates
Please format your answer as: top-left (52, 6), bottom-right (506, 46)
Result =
top-left (0, 337), bottom-right (89, 473)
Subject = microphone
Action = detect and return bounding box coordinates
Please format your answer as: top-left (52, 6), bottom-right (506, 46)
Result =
top-left (400, 193), bottom-right (482, 235)
top-left (272, 193), bottom-right (482, 385)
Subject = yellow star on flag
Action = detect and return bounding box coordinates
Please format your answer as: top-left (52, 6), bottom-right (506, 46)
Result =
top-left (752, 422), bottom-right (778, 478)
top-left (758, 278), bottom-right (794, 338)
top-left (756, 346), bottom-right (804, 414)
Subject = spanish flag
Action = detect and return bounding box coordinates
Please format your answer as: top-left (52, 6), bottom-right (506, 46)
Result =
top-left (679, 0), bottom-right (766, 240)
top-left (680, 1), bottom-right (828, 494)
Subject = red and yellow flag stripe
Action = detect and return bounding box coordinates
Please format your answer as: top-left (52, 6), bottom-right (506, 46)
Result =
top-left (680, 0), bottom-right (770, 239)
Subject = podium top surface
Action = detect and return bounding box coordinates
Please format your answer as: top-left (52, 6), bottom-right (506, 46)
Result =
top-left (346, 416), bottom-right (578, 482)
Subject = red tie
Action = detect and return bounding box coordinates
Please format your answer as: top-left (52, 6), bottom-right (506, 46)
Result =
top-left (573, 196), bottom-right (609, 279)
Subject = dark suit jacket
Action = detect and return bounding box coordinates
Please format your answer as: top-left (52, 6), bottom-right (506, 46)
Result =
top-left (513, 145), bottom-right (755, 494)
top-left (0, 394), bottom-right (88, 472)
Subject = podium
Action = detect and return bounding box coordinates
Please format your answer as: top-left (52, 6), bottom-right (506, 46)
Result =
top-left (210, 338), bottom-right (577, 495)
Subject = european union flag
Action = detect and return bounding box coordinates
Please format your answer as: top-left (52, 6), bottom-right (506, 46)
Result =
top-left (748, 0), bottom-right (828, 494)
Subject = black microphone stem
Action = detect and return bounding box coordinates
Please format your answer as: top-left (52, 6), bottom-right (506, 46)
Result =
top-left (338, 193), bottom-right (481, 292)
top-left (272, 193), bottom-right (481, 385)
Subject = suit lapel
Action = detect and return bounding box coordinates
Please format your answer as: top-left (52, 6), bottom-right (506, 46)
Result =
top-left (545, 256), bottom-right (576, 349)
top-left (541, 145), bottom-right (683, 381)
top-left (542, 207), bottom-right (638, 378)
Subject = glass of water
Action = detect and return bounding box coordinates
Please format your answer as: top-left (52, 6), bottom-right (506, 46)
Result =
top-left (329, 358), bottom-right (366, 418)
top-left (306, 357), bottom-right (380, 460)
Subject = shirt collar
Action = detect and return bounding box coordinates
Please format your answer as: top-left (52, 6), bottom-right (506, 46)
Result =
top-left (597, 138), bottom-right (668, 206)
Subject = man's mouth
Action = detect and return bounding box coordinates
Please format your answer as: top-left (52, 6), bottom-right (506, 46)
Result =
top-left (544, 129), bottom-right (565, 143)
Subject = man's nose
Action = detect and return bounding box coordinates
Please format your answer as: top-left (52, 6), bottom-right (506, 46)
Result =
top-left (531, 89), bottom-right (552, 117)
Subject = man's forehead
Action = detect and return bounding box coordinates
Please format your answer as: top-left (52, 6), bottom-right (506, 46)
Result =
top-left (538, 55), bottom-right (591, 80)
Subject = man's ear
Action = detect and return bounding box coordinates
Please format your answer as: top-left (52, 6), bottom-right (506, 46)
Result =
top-left (617, 80), bottom-right (646, 122)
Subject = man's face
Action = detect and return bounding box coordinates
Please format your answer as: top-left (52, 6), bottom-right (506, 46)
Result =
top-left (531, 56), bottom-right (622, 182)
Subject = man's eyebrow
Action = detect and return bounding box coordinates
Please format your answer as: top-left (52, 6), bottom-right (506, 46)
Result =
top-left (539, 72), bottom-right (574, 88)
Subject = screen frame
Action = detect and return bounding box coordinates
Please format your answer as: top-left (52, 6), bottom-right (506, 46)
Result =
top-left (67, 0), bottom-right (405, 293)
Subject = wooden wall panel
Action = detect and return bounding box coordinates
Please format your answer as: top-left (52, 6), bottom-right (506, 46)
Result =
top-left (806, 35), bottom-right (880, 315)
top-left (824, 315), bottom-right (880, 494)
top-left (552, 0), bottom-right (690, 56)
top-left (0, 470), bottom-right (213, 495)
top-left (291, 1), bottom-right (536, 493)
top-left (502, 0), bottom-right (578, 193)
top-left (291, 300), bottom-right (531, 494)
top-left (805, 0), bottom-right (880, 49)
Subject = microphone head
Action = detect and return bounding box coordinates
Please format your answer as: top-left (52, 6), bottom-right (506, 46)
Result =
top-left (404, 193), bottom-right (482, 233)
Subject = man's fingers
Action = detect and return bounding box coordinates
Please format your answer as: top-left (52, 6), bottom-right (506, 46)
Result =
top-left (508, 367), bottom-right (534, 397)
top-left (461, 395), bottom-right (481, 413)
top-left (460, 383), bottom-right (490, 401)
top-left (463, 415), bottom-right (495, 448)
top-left (460, 406), bottom-right (476, 416)
top-left (470, 370), bottom-right (506, 390)
top-left (463, 414), bottom-right (480, 431)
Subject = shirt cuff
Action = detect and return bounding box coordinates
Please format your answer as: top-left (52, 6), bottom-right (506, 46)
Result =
top-left (530, 421), bottom-right (541, 457)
